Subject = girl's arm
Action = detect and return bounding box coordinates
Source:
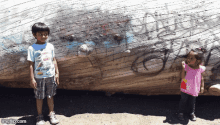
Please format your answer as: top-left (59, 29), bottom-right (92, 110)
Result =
top-left (181, 61), bottom-right (186, 79)
top-left (180, 62), bottom-right (186, 90)
top-left (181, 68), bottom-right (186, 79)
top-left (200, 72), bottom-right (205, 93)
top-left (182, 61), bottom-right (185, 69)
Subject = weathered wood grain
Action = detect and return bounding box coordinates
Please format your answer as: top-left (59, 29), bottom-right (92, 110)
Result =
top-left (0, 0), bottom-right (220, 96)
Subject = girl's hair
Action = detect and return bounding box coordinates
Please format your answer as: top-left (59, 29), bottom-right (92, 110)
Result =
top-left (188, 47), bottom-right (206, 61)
top-left (32, 22), bottom-right (50, 35)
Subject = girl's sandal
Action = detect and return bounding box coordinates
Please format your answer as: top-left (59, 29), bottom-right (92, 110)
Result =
top-left (178, 113), bottom-right (184, 121)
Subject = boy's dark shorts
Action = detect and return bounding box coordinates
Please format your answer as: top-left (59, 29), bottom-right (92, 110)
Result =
top-left (34, 76), bottom-right (57, 99)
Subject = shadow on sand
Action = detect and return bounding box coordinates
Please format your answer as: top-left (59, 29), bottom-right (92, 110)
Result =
top-left (0, 87), bottom-right (219, 125)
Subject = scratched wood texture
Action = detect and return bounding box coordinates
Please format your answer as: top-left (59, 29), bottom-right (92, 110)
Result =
top-left (0, 0), bottom-right (220, 96)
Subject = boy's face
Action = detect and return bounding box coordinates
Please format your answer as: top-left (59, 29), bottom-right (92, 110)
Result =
top-left (34, 31), bottom-right (49, 44)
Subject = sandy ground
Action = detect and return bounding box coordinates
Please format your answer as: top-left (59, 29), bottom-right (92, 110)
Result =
top-left (0, 87), bottom-right (220, 125)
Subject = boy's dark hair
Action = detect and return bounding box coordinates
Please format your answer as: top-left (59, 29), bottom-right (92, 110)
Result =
top-left (32, 22), bottom-right (50, 35)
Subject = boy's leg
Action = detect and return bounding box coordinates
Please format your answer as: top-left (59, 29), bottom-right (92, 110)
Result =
top-left (36, 99), bottom-right (44, 115)
top-left (45, 76), bottom-right (57, 113)
top-left (45, 76), bottom-right (59, 124)
top-left (34, 78), bottom-right (46, 125)
top-left (47, 96), bottom-right (54, 113)
top-left (34, 78), bottom-right (46, 115)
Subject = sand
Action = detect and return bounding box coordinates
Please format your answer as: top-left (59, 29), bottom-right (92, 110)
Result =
top-left (0, 87), bottom-right (220, 125)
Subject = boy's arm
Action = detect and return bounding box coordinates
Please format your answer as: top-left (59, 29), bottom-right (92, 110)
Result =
top-left (53, 57), bottom-right (59, 85)
top-left (29, 61), bottom-right (37, 89)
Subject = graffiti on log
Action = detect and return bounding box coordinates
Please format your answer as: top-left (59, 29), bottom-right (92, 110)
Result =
top-left (0, 0), bottom-right (220, 95)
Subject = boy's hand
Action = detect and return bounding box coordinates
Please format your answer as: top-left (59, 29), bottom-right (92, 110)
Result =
top-left (55, 73), bottom-right (59, 85)
top-left (30, 79), bottom-right (37, 89)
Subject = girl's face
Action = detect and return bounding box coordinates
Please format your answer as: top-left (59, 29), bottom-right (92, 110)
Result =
top-left (186, 51), bottom-right (197, 66)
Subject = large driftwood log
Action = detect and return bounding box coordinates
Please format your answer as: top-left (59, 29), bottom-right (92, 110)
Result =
top-left (0, 44), bottom-right (220, 96)
top-left (0, 0), bottom-right (220, 96)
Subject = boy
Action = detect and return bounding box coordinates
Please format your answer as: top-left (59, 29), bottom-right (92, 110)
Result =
top-left (27, 22), bottom-right (59, 125)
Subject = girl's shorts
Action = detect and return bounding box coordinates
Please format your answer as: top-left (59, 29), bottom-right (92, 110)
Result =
top-left (34, 76), bottom-right (57, 99)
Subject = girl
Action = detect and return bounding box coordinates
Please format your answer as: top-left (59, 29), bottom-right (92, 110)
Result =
top-left (178, 48), bottom-right (206, 121)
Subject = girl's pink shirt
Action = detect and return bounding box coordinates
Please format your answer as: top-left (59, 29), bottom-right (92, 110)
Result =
top-left (181, 62), bottom-right (206, 96)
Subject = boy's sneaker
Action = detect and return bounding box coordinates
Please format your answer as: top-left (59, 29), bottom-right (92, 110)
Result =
top-left (36, 114), bottom-right (45, 125)
top-left (190, 113), bottom-right (196, 121)
top-left (178, 113), bottom-right (184, 121)
top-left (49, 111), bottom-right (59, 124)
